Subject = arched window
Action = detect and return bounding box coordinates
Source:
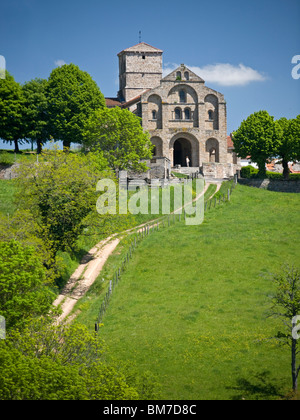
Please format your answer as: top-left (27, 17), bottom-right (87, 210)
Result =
top-left (175, 108), bottom-right (182, 120)
top-left (176, 71), bottom-right (182, 80)
top-left (184, 71), bottom-right (189, 80)
top-left (184, 108), bottom-right (191, 120)
top-left (208, 110), bottom-right (214, 120)
top-left (152, 110), bottom-right (157, 120)
top-left (179, 90), bottom-right (186, 103)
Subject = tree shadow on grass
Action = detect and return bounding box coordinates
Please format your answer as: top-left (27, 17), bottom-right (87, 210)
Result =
top-left (227, 370), bottom-right (286, 400)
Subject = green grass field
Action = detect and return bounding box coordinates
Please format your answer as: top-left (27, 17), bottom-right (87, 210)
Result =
top-left (0, 180), bottom-right (18, 215)
top-left (75, 184), bottom-right (300, 400)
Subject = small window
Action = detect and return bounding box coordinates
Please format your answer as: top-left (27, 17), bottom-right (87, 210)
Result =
top-left (175, 108), bottom-right (182, 120)
top-left (176, 71), bottom-right (181, 80)
top-left (208, 110), bottom-right (213, 120)
top-left (184, 108), bottom-right (191, 120)
top-left (184, 71), bottom-right (189, 80)
top-left (179, 90), bottom-right (186, 103)
top-left (142, 55), bottom-right (146, 59)
top-left (152, 110), bottom-right (157, 120)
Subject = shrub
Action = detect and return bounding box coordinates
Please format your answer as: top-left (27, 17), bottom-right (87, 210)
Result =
top-left (241, 165), bottom-right (300, 180)
top-left (0, 152), bottom-right (14, 166)
top-left (241, 165), bottom-right (258, 178)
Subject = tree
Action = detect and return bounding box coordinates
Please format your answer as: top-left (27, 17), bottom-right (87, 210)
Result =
top-left (276, 116), bottom-right (300, 179)
top-left (0, 240), bottom-right (56, 329)
top-left (16, 149), bottom-right (111, 256)
top-left (269, 266), bottom-right (300, 393)
top-left (0, 209), bottom-right (58, 284)
top-left (46, 64), bottom-right (106, 149)
top-left (0, 71), bottom-right (26, 153)
top-left (22, 78), bottom-right (49, 154)
top-left (83, 106), bottom-right (153, 172)
top-left (0, 317), bottom-right (158, 400)
top-left (233, 110), bottom-right (280, 177)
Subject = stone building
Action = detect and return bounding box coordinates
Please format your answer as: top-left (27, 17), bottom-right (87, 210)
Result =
top-left (106, 42), bottom-right (239, 179)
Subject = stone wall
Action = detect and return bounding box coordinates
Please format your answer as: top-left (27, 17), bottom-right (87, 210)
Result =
top-left (202, 162), bottom-right (238, 179)
top-left (125, 157), bottom-right (171, 182)
top-left (0, 163), bottom-right (19, 179)
top-left (238, 178), bottom-right (300, 193)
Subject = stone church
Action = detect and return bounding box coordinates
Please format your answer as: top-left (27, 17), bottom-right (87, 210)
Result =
top-left (105, 42), bottom-right (239, 179)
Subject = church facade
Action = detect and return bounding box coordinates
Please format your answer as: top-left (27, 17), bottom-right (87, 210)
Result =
top-left (106, 42), bottom-right (239, 178)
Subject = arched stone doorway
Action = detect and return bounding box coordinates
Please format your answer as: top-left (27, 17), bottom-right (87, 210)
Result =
top-left (170, 133), bottom-right (199, 168)
top-left (173, 138), bottom-right (192, 167)
top-left (206, 138), bottom-right (219, 163)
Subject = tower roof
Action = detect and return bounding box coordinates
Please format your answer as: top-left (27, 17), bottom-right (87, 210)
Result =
top-left (118, 42), bottom-right (163, 56)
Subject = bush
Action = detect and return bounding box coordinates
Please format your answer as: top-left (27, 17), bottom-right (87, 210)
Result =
top-left (241, 165), bottom-right (258, 178)
top-left (0, 152), bottom-right (14, 166)
top-left (241, 165), bottom-right (300, 180)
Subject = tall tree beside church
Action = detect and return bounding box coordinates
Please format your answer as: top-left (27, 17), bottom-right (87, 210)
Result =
top-left (46, 64), bottom-right (106, 149)
top-left (22, 78), bottom-right (49, 154)
top-left (233, 111), bottom-right (281, 177)
top-left (276, 116), bottom-right (300, 179)
top-left (83, 107), bottom-right (153, 172)
top-left (0, 71), bottom-right (26, 153)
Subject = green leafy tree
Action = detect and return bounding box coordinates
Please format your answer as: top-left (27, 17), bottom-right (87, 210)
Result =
top-left (0, 71), bottom-right (26, 153)
top-left (276, 116), bottom-right (300, 179)
top-left (0, 318), bottom-right (159, 400)
top-left (269, 266), bottom-right (300, 393)
top-left (16, 149), bottom-right (111, 256)
top-left (83, 106), bottom-right (153, 172)
top-left (22, 78), bottom-right (49, 154)
top-left (233, 110), bottom-right (280, 177)
top-left (46, 64), bottom-right (106, 149)
top-left (0, 240), bottom-right (56, 329)
top-left (0, 209), bottom-right (58, 283)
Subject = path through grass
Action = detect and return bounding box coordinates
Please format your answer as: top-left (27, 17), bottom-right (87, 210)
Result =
top-left (83, 185), bottom-right (300, 400)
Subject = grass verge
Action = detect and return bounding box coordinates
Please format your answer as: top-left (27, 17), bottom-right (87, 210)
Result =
top-left (74, 184), bottom-right (300, 400)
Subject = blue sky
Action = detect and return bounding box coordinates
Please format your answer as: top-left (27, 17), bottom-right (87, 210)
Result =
top-left (0, 0), bottom-right (299, 149)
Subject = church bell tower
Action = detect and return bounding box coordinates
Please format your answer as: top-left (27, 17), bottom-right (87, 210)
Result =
top-left (117, 42), bottom-right (163, 103)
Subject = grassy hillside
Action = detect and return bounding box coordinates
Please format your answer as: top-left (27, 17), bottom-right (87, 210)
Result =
top-left (0, 180), bottom-right (18, 215)
top-left (76, 184), bottom-right (300, 400)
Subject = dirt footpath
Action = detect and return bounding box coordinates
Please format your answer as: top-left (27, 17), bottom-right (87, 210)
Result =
top-left (53, 181), bottom-right (214, 323)
top-left (53, 236), bottom-right (120, 323)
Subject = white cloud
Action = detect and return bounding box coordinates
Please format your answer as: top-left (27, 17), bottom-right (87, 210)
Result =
top-left (55, 59), bottom-right (67, 67)
top-left (163, 62), bottom-right (267, 86)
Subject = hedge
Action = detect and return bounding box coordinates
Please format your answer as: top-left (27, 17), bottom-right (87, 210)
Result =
top-left (241, 165), bottom-right (300, 180)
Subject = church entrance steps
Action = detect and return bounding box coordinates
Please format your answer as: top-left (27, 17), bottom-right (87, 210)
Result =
top-left (172, 167), bottom-right (200, 175)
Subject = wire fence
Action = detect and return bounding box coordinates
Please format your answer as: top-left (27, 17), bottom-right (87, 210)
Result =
top-left (95, 178), bottom-right (237, 332)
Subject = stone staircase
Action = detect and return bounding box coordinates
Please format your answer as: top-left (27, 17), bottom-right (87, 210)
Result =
top-left (172, 167), bottom-right (200, 176)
